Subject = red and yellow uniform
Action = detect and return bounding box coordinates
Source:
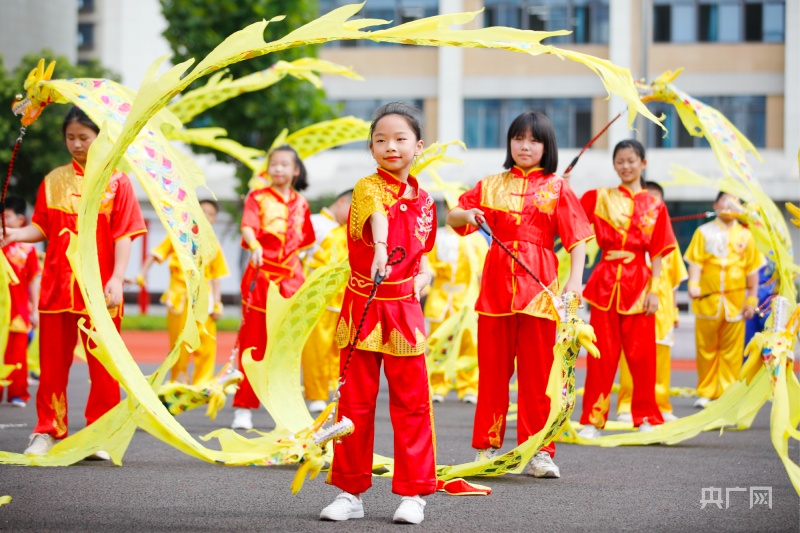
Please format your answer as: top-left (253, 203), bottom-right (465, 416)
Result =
top-left (684, 219), bottom-right (763, 399)
top-left (579, 186), bottom-right (676, 429)
top-left (424, 227), bottom-right (488, 399)
top-left (455, 167), bottom-right (593, 455)
top-left (31, 160), bottom-right (145, 438)
top-left (301, 220), bottom-right (348, 402)
top-left (233, 186), bottom-right (315, 408)
top-left (618, 247), bottom-right (688, 415)
top-left (151, 236), bottom-right (229, 385)
top-left (329, 168), bottom-right (437, 497)
top-left (0, 242), bottom-right (41, 403)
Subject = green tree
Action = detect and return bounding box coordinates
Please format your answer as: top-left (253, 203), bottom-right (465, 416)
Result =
top-left (0, 51), bottom-right (119, 206)
top-left (159, 0), bottom-right (334, 199)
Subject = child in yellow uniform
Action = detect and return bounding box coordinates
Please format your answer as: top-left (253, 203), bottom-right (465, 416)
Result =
top-left (424, 224), bottom-right (487, 404)
top-left (301, 190), bottom-right (352, 413)
top-left (139, 200), bottom-right (229, 385)
top-left (684, 192), bottom-right (763, 407)
top-left (617, 182), bottom-right (688, 422)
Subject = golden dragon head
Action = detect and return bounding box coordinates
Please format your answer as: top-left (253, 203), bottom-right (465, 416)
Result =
top-left (11, 59), bottom-right (58, 127)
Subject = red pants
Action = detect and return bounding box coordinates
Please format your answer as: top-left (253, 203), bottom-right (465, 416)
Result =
top-left (472, 314), bottom-right (556, 457)
top-left (232, 305), bottom-right (267, 409)
top-left (34, 313), bottom-right (121, 439)
top-left (1, 332), bottom-right (30, 402)
top-left (329, 348), bottom-right (436, 497)
top-left (580, 307), bottom-right (663, 428)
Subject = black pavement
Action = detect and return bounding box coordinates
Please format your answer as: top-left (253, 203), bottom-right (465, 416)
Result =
top-left (1, 322), bottom-right (799, 532)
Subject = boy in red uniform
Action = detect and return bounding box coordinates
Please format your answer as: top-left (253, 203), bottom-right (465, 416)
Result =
top-left (321, 103), bottom-right (436, 525)
top-left (232, 145), bottom-right (315, 430)
top-left (0, 196), bottom-right (42, 407)
top-left (578, 140), bottom-right (676, 437)
top-left (2, 107), bottom-right (146, 458)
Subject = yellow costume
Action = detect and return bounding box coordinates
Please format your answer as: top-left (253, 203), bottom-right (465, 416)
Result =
top-left (424, 227), bottom-right (488, 399)
top-left (684, 219), bottom-right (763, 399)
top-left (618, 247), bottom-right (688, 414)
top-left (301, 221), bottom-right (348, 402)
top-left (152, 236), bottom-right (229, 385)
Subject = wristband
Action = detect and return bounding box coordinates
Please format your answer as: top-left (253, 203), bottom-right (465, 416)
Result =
top-left (373, 241), bottom-right (388, 249)
top-left (688, 280), bottom-right (700, 289)
top-left (249, 240), bottom-right (262, 252)
top-left (745, 296), bottom-right (758, 307)
top-left (213, 302), bottom-right (223, 315)
top-left (135, 275), bottom-right (146, 288)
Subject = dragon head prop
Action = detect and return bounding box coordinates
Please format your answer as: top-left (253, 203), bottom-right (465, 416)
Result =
top-left (11, 59), bottom-right (59, 127)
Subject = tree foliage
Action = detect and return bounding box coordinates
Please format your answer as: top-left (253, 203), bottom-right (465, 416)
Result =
top-left (159, 0), bottom-right (334, 198)
top-left (0, 51), bottom-right (119, 206)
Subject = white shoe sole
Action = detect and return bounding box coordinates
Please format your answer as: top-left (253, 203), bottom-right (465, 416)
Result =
top-left (320, 509), bottom-right (364, 521)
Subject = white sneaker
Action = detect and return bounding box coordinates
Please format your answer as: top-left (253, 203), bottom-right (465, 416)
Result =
top-left (231, 408), bottom-right (253, 430)
top-left (577, 425), bottom-right (602, 440)
top-left (693, 397), bottom-right (711, 409)
top-left (461, 394), bottom-right (477, 405)
top-left (529, 451), bottom-right (560, 478)
top-left (393, 495), bottom-right (425, 524)
top-left (307, 400), bottom-right (327, 413)
top-left (475, 448), bottom-right (498, 462)
top-left (661, 411), bottom-right (679, 422)
top-left (431, 394), bottom-right (445, 403)
top-left (319, 493), bottom-right (364, 521)
top-left (24, 433), bottom-right (56, 455)
top-left (86, 450), bottom-right (111, 461)
top-left (638, 422), bottom-right (656, 433)
top-left (9, 397), bottom-right (26, 407)
top-left (616, 412), bottom-right (632, 423)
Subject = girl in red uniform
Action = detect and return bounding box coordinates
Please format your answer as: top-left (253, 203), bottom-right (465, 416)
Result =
top-left (447, 111), bottom-right (593, 478)
top-left (321, 103), bottom-right (436, 525)
top-left (1, 106), bottom-right (146, 458)
top-left (232, 145), bottom-right (315, 430)
top-left (577, 139), bottom-right (677, 438)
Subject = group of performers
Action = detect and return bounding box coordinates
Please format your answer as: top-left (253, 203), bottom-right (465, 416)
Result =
top-left (0, 100), bottom-right (771, 525)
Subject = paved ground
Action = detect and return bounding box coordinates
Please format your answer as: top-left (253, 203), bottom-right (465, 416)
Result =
top-left (1, 315), bottom-right (798, 532)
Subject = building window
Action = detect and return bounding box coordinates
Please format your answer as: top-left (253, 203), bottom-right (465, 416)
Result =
top-left (78, 0), bottom-right (95, 13)
top-left (484, 1), bottom-right (609, 44)
top-left (318, 0), bottom-right (438, 47)
top-left (464, 98), bottom-right (592, 149)
top-left (646, 96), bottom-right (766, 149)
top-left (78, 23), bottom-right (94, 51)
top-left (653, 1), bottom-right (784, 43)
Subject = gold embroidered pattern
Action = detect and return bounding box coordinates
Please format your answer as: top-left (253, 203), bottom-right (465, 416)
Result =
top-left (98, 173), bottom-right (120, 217)
top-left (520, 279), bottom-right (559, 318)
top-left (488, 413), bottom-right (504, 448)
top-left (479, 172), bottom-right (525, 220)
top-left (415, 195), bottom-right (434, 244)
top-left (637, 201), bottom-right (658, 237)
top-left (336, 317), bottom-right (426, 356)
top-left (594, 188), bottom-right (633, 232)
top-left (45, 164), bottom-right (82, 214)
top-left (532, 178), bottom-right (560, 215)
top-left (257, 192), bottom-right (289, 239)
top-left (588, 392), bottom-right (610, 429)
top-left (51, 392), bottom-right (67, 437)
top-left (350, 174), bottom-right (398, 242)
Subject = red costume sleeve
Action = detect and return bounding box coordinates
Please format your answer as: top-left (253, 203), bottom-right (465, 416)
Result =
top-left (241, 191), bottom-right (260, 232)
top-left (454, 182), bottom-right (482, 237)
top-left (579, 189), bottom-right (597, 222)
top-left (300, 202), bottom-right (316, 250)
top-left (557, 182), bottom-right (594, 251)
top-left (31, 183), bottom-right (49, 239)
top-left (648, 202), bottom-right (677, 259)
top-left (110, 175), bottom-right (146, 241)
top-left (424, 207), bottom-right (438, 253)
